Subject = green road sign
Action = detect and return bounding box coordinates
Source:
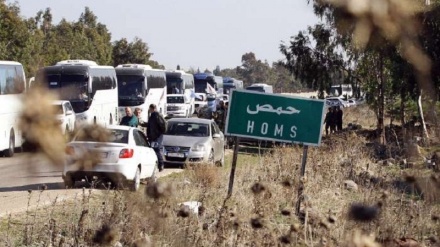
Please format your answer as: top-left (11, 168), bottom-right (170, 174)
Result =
top-left (225, 90), bottom-right (325, 146)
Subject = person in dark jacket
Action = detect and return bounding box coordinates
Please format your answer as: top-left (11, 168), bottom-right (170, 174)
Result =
top-left (324, 107), bottom-right (335, 135)
top-left (147, 104), bottom-right (166, 172)
top-left (214, 100), bottom-right (226, 132)
top-left (120, 107), bottom-right (138, 127)
top-left (335, 106), bottom-right (343, 132)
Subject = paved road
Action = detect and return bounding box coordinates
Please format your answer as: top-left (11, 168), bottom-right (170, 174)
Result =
top-left (0, 153), bottom-right (183, 217)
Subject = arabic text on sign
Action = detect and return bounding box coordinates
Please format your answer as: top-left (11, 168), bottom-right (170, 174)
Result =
top-left (246, 104), bottom-right (301, 115)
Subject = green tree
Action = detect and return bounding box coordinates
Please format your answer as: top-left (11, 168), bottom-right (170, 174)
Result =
top-left (112, 37), bottom-right (163, 68)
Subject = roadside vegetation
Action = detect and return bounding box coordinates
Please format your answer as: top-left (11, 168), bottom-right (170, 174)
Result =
top-left (2, 105), bottom-right (440, 246)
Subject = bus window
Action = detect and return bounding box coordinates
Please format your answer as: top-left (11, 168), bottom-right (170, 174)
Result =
top-left (118, 75), bottom-right (145, 98)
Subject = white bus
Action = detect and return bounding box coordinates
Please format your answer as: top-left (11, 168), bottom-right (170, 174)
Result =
top-left (330, 84), bottom-right (353, 99)
top-left (165, 70), bottom-right (195, 117)
top-left (223, 77), bottom-right (243, 95)
top-left (246, 83), bottom-right (273, 93)
top-left (115, 64), bottom-right (167, 123)
top-left (0, 61), bottom-right (26, 157)
top-left (35, 60), bottom-right (118, 128)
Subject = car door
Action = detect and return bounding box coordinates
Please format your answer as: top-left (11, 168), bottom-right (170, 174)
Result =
top-left (133, 130), bottom-right (149, 177)
top-left (211, 122), bottom-right (222, 161)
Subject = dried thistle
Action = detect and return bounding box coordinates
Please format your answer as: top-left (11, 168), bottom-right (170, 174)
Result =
top-left (279, 234), bottom-right (292, 244)
top-left (251, 182), bottom-right (266, 194)
top-left (177, 205), bottom-right (190, 218)
top-left (281, 208), bottom-right (291, 216)
top-left (250, 217), bottom-right (264, 229)
top-left (92, 224), bottom-right (118, 245)
top-left (281, 179), bottom-right (294, 187)
top-left (19, 87), bottom-right (66, 166)
top-left (348, 203), bottom-right (380, 222)
top-left (145, 181), bottom-right (173, 199)
top-left (328, 215), bottom-right (337, 224)
top-left (290, 223), bottom-right (300, 233)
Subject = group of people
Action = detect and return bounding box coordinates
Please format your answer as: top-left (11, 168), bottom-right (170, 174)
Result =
top-left (119, 104), bottom-right (166, 172)
top-left (118, 98), bottom-right (228, 172)
top-left (197, 100), bottom-right (228, 132)
top-left (324, 106), bottom-right (344, 135)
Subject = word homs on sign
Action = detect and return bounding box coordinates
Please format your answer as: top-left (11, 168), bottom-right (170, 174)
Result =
top-left (246, 104), bottom-right (301, 115)
top-left (226, 90), bottom-right (325, 145)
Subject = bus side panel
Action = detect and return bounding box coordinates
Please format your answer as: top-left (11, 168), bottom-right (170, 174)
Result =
top-left (90, 88), bottom-right (118, 127)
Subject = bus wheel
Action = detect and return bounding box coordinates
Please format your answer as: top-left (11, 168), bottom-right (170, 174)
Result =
top-left (4, 130), bottom-right (15, 157)
top-left (110, 114), bottom-right (113, 125)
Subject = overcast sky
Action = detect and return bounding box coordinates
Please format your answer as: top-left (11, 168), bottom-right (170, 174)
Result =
top-left (10, 0), bottom-right (319, 70)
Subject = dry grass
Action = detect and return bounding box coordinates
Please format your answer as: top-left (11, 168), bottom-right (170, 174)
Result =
top-left (2, 103), bottom-right (440, 246)
top-left (0, 86), bottom-right (440, 246)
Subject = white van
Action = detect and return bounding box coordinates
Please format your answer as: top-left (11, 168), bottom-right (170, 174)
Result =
top-left (166, 94), bottom-right (193, 118)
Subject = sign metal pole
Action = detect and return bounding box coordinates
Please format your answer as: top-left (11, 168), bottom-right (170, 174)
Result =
top-left (227, 136), bottom-right (240, 198)
top-left (295, 145), bottom-right (309, 215)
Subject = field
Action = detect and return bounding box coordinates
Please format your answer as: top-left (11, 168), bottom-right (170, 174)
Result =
top-left (1, 105), bottom-right (440, 247)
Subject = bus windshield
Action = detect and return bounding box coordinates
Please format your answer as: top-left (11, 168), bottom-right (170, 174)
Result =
top-left (166, 77), bottom-right (183, 94)
top-left (194, 79), bottom-right (215, 93)
top-left (45, 74), bottom-right (89, 113)
top-left (246, 86), bottom-right (265, 92)
top-left (117, 75), bottom-right (145, 107)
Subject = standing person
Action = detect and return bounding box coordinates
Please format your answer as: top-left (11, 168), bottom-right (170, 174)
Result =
top-left (335, 106), bottom-right (343, 132)
top-left (147, 104), bottom-right (166, 172)
top-left (324, 107), bottom-right (334, 136)
top-left (214, 100), bottom-right (226, 132)
top-left (120, 107), bottom-right (138, 127)
top-left (172, 85), bottom-right (180, 94)
top-left (134, 107), bottom-right (147, 131)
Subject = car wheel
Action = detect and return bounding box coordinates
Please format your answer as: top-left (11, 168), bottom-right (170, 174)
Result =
top-left (146, 165), bottom-right (158, 185)
top-left (208, 150), bottom-right (215, 166)
top-left (63, 175), bottom-right (74, 188)
top-left (130, 167), bottom-right (141, 191)
top-left (4, 131), bottom-right (15, 157)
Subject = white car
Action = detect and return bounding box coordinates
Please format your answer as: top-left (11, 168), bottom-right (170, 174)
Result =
top-left (162, 118), bottom-right (225, 167)
top-left (63, 125), bottom-right (158, 191)
top-left (166, 94), bottom-right (193, 118)
top-left (325, 97), bottom-right (349, 108)
top-left (216, 94), bottom-right (229, 105)
top-left (194, 93), bottom-right (207, 113)
top-left (53, 100), bottom-right (76, 134)
top-left (347, 99), bottom-right (357, 107)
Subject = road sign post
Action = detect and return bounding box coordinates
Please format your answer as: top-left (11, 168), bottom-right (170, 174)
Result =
top-left (224, 90), bottom-right (325, 199)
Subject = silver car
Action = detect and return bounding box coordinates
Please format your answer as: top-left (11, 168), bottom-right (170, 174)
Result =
top-left (162, 118), bottom-right (225, 166)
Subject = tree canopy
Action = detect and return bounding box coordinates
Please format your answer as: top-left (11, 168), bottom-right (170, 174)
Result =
top-left (0, 2), bottom-right (163, 76)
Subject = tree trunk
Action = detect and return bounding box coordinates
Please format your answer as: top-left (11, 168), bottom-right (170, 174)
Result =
top-left (417, 92), bottom-right (429, 141)
top-left (400, 86), bottom-right (406, 139)
top-left (378, 54), bottom-right (386, 145)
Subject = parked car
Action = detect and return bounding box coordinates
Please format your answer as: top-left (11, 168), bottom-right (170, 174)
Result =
top-left (162, 118), bottom-right (225, 167)
top-left (325, 97), bottom-right (349, 108)
top-left (194, 93), bottom-right (207, 113)
top-left (216, 94), bottom-right (229, 105)
top-left (53, 100), bottom-right (76, 135)
top-left (63, 125), bottom-right (158, 191)
top-left (347, 99), bottom-right (357, 107)
top-left (166, 94), bottom-right (193, 118)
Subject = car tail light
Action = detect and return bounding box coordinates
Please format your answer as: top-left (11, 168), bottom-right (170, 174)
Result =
top-left (119, 148), bottom-right (134, 158)
top-left (65, 146), bottom-right (75, 155)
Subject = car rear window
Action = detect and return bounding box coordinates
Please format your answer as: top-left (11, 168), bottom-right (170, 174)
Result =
top-left (166, 122), bottom-right (209, 137)
top-left (75, 129), bottom-right (129, 144)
